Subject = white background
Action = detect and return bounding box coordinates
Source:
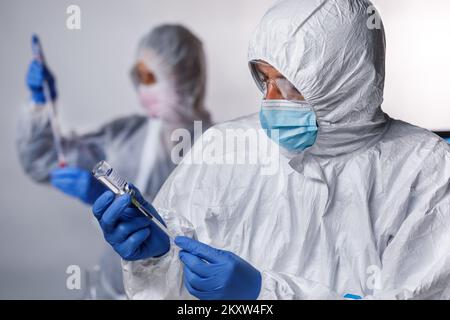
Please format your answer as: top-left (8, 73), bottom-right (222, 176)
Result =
top-left (0, 0), bottom-right (449, 298)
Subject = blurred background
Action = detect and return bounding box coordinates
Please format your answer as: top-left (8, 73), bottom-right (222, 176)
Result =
top-left (0, 0), bottom-right (449, 299)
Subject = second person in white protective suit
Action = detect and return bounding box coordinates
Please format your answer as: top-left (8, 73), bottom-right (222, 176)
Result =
top-left (91, 0), bottom-right (450, 300)
top-left (18, 24), bottom-right (212, 201)
top-left (17, 24), bottom-right (212, 298)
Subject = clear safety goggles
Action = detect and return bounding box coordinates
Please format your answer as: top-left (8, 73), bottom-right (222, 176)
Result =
top-left (250, 60), bottom-right (304, 101)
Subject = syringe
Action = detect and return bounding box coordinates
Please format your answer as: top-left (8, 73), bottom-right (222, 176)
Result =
top-left (92, 160), bottom-right (173, 240)
top-left (32, 34), bottom-right (67, 167)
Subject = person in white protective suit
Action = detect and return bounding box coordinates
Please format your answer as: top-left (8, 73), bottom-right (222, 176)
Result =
top-left (18, 24), bottom-right (211, 200)
top-left (17, 24), bottom-right (212, 298)
top-left (91, 0), bottom-right (450, 300)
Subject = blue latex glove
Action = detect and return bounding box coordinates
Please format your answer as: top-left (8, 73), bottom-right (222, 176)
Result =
top-left (26, 60), bottom-right (57, 104)
top-left (344, 293), bottom-right (363, 300)
top-left (92, 188), bottom-right (170, 261)
top-left (175, 236), bottom-right (262, 300)
top-left (51, 167), bottom-right (106, 205)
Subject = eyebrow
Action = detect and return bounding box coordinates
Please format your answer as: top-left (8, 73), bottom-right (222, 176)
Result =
top-left (259, 69), bottom-right (286, 81)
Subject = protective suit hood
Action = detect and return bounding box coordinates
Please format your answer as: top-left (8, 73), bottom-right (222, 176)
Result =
top-left (134, 24), bottom-right (212, 128)
top-left (249, 0), bottom-right (387, 158)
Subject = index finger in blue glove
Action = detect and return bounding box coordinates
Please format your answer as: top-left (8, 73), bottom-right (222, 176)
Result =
top-left (50, 167), bottom-right (83, 179)
top-left (115, 228), bottom-right (151, 261)
top-left (106, 216), bottom-right (152, 244)
top-left (50, 172), bottom-right (85, 186)
top-left (175, 236), bottom-right (224, 264)
top-left (179, 251), bottom-right (212, 278)
top-left (101, 193), bottom-right (132, 234)
top-left (183, 275), bottom-right (212, 300)
top-left (27, 60), bottom-right (45, 88)
top-left (50, 180), bottom-right (79, 197)
top-left (183, 265), bottom-right (222, 293)
top-left (50, 178), bottom-right (79, 188)
top-left (92, 191), bottom-right (115, 221)
top-left (120, 207), bottom-right (147, 220)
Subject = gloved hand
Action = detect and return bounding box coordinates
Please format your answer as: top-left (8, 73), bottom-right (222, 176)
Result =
top-left (26, 60), bottom-right (57, 104)
top-left (175, 236), bottom-right (262, 300)
top-left (92, 188), bottom-right (170, 261)
top-left (51, 167), bottom-right (106, 205)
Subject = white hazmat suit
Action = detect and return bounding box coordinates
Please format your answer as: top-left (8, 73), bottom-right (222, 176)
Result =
top-left (123, 0), bottom-right (450, 299)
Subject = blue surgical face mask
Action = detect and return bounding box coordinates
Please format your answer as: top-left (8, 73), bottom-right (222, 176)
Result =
top-left (260, 100), bottom-right (318, 152)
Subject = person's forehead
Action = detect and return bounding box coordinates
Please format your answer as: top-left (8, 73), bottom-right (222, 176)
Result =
top-left (255, 60), bottom-right (283, 77)
top-left (137, 60), bottom-right (150, 71)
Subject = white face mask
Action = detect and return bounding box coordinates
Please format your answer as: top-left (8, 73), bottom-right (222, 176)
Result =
top-left (137, 83), bottom-right (178, 119)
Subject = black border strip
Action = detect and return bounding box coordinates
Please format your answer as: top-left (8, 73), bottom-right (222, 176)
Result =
top-left (433, 131), bottom-right (450, 138)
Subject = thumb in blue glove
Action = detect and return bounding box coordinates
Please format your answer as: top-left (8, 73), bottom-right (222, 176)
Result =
top-left (175, 236), bottom-right (262, 300)
top-left (26, 60), bottom-right (57, 104)
top-left (51, 167), bottom-right (106, 205)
